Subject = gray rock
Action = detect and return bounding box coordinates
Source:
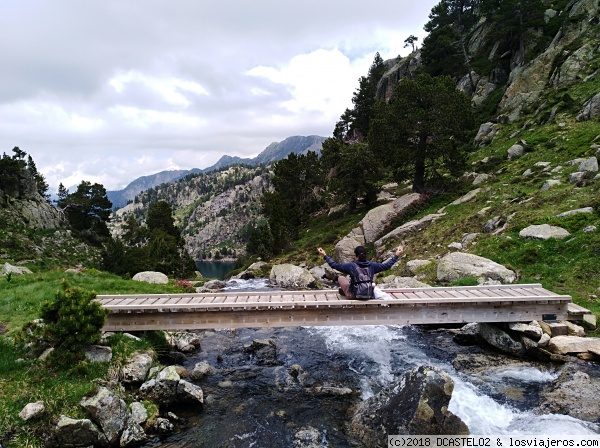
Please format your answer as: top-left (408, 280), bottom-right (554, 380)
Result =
top-left (2, 262), bottom-right (33, 276)
top-left (293, 426), bottom-right (323, 448)
top-left (54, 415), bottom-right (107, 448)
top-left (132, 271), bottom-right (169, 284)
top-left (474, 122), bottom-right (499, 146)
top-left (537, 368), bottom-right (600, 422)
top-left (507, 323), bottom-right (543, 341)
top-left (360, 193), bottom-right (422, 244)
top-left (473, 173), bottom-right (491, 185)
top-left (334, 231), bottom-right (366, 263)
top-left (483, 216), bottom-right (505, 233)
top-left (576, 93), bottom-right (600, 121)
top-left (450, 189), bottom-right (481, 206)
top-left (128, 401), bottom-right (148, 425)
top-left (569, 171), bottom-right (590, 183)
top-left (519, 224), bottom-right (570, 240)
top-left (437, 252), bottom-right (516, 284)
top-left (19, 401), bottom-right (45, 421)
top-left (583, 226), bottom-right (597, 233)
top-left (122, 351), bottom-right (153, 383)
top-left (244, 338), bottom-right (279, 365)
top-left (154, 417), bottom-right (174, 434)
top-left (190, 360), bottom-right (215, 380)
top-left (166, 331), bottom-right (201, 353)
top-left (120, 421), bottom-right (149, 447)
top-left (507, 144), bottom-right (525, 160)
top-left (555, 207), bottom-right (594, 218)
top-left (404, 260), bottom-right (432, 276)
top-left (375, 213), bottom-right (444, 251)
top-left (348, 365), bottom-right (468, 447)
top-left (578, 157), bottom-right (598, 173)
top-left (80, 386), bottom-right (128, 446)
top-left (83, 345), bottom-right (112, 363)
top-left (378, 276), bottom-right (431, 289)
top-left (177, 380), bottom-right (204, 406)
top-left (478, 323), bottom-right (526, 356)
top-left (269, 264), bottom-right (316, 289)
top-left (541, 179), bottom-right (561, 191)
top-left (203, 279), bottom-right (227, 290)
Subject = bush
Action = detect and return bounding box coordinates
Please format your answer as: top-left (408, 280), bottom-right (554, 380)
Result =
top-left (40, 279), bottom-right (108, 366)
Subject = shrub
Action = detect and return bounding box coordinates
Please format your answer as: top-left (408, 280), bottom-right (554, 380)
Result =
top-left (40, 279), bottom-right (108, 367)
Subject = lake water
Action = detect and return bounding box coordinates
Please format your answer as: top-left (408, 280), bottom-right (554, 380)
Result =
top-left (195, 260), bottom-right (237, 280)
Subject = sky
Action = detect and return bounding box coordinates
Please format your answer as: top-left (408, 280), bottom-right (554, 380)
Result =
top-left (1, 0), bottom-right (439, 192)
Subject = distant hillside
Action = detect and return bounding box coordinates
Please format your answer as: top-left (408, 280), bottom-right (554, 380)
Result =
top-left (107, 135), bottom-right (326, 209)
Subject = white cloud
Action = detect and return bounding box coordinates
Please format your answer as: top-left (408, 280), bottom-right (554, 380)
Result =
top-left (0, 0), bottom-right (439, 192)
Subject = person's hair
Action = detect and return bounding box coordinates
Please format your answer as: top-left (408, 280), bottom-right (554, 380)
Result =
top-left (354, 246), bottom-right (367, 262)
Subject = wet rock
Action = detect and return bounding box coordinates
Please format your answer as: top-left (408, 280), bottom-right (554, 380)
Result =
top-left (120, 421), bottom-right (149, 447)
top-left (478, 323), bottom-right (525, 356)
top-left (53, 415), bottom-right (108, 447)
top-left (139, 366), bottom-right (204, 407)
top-left (18, 401), bottom-right (45, 421)
top-left (80, 386), bottom-right (128, 446)
top-left (348, 365), bottom-right (468, 447)
top-left (293, 426), bottom-right (322, 448)
top-left (154, 417), bottom-right (174, 434)
top-left (244, 338), bottom-right (280, 365)
top-left (452, 323), bottom-right (480, 345)
top-left (437, 252), bottom-right (516, 284)
top-left (122, 351), bottom-right (153, 384)
top-left (519, 224), bottom-right (570, 240)
top-left (203, 279), bottom-right (227, 290)
top-left (536, 367), bottom-right (600, 422)
top-left (132, 271), bottom-right (168, 284)
top-left (190, 360), bottom-right (216, 380)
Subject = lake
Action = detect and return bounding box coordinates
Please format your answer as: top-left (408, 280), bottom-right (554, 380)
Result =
top-left (195, 260), bottom-right (237, 280)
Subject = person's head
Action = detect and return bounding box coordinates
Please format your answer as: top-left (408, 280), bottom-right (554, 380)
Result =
top-left (354, 245), bottom-right (367, 262)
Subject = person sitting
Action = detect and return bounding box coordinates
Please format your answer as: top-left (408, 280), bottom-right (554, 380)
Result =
top-left (317, 245), bottom-right (404, 300)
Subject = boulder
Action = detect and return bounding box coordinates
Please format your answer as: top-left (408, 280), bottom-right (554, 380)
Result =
top-left (132, 271), bottom-right (169, 284)
top-left (53, 415), bottom-right (108, 447)
top-left (359, 193), bottom-right (422, 244)
top-left (334, 232), bottom-right (366, 263)
top-left (555, 207), bottom-right (594, 218)
top-left (2, 262), bottom-right (33, 276)
top-left (541, 180), bottom-right (561, 191)
top-left (478, 323), bottom-right (525, 356)
top-left (519, 224), bottom-right (570, 240)
top-left (348, 365), bottom-right (468, 446)
top-left (578, 157), bottom-right (598, 173)
top-left (576, 93), bottom-right (600, 121)
top-left (507, 322), bottom-right (543, 341)
top-left (80, 386), bottom-right (128, 446)
top-left (166, 331), bottom-right (201, 353)
top-left (269, 264), bottom-right (316, 289)
top-left (19, 401), bottom-right (45, 421)
top-left (449, 189), bottom-right (481, 206)
top-left (473, 173), bottom-right (491, 185)
top-left (190, 360), bottom-right (216, 380)
top-left (404, 260), bottom-right (433, 276)
top-left (128, 401), bottom-right (148, 425)
top-left (536, 367), bottom-right (600, 422)
top-left (245, 338), bottom-right (280, 366)
top-left (139, 366), bottom-right (204, 407)
top-left (437, 252), bottom-right (516, 283)
top-left (374, 214), bottom-right (444, 251)
top-left (547, 336), bottom-right (600, 355)
top-left (378, 276), bottom-right (431, 289)
top-left (474, 122), bottom-right (499, 146)
top-left (121, 351), bottom-right (153, 384)
top-left (507, 144), bottom-right (525, 160)
top-left (83, 345), bottom-right (112, 363)
top-left (120, 421), bottom-right (149, 447)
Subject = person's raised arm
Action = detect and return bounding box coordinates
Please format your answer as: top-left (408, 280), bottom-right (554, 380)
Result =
top-left (317, 247), bottom-right (327, 257)
top-left (395, 245), bottom-right (404, 257)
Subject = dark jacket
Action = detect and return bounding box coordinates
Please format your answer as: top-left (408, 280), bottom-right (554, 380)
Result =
top-left (323, 254), bottom-right (399, 280)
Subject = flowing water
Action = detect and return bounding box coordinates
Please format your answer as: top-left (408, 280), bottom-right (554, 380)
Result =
top-left (141, 279), bottom-right (600, 447)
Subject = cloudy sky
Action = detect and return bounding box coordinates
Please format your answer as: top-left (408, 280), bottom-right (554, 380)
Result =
top-left (1, 0), bottom-right (438, 192)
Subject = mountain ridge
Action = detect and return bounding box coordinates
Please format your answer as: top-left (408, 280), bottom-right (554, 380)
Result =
top-left (106, 135), bottom-right (326, 209)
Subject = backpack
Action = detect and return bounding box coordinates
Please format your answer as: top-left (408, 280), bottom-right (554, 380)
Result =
top-left (350, 264), bottom-right (374, 300)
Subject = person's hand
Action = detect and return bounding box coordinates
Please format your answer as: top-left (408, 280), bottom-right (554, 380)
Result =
top-left (317, 247), bottom-right (327, 256)
top-left (395, 245), bottom-right (404, 257)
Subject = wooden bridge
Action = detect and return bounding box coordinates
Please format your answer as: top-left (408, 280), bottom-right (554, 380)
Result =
top-left (95, 284), bottom-right (588, 332)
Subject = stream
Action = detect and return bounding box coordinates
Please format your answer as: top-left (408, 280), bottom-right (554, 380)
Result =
top-left (141, 279), bottom-right (600, 447)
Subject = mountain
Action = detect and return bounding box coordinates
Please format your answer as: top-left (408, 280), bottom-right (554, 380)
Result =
top-left (107, 135), bottom-right (327, 209)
